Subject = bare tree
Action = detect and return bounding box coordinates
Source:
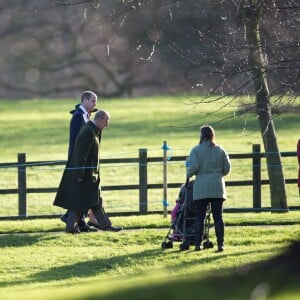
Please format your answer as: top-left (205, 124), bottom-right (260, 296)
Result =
top-left (241, 1), bottom-right (288, 210)
top-left (0, 1), bottom-right (165, 98)
top-left (91, 0), bottom-right (297, 210)
top-left (181, 0), bottom-right (298, 210)
top-left (99, 0), bottom-right (297, 210)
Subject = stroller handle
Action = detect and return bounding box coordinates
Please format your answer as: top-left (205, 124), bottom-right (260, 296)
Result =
top-left (185, 177), bottom-right (190, 186)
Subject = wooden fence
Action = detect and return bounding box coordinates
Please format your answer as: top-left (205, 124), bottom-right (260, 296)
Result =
top-left (0, 144), bottom-right (298, 219)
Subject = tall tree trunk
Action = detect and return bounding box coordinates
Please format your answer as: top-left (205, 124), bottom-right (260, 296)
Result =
top-left (242, 1), bottom-right (288, 211)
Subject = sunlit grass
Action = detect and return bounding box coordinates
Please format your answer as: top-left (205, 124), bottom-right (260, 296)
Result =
top-left (0, 96), bottom-right (299, 217)
top-left (0, 224), bottom-right (299, 299)
top-left (1, 212), bottom-right (300, 234)
top-left (1, 96), bottom-right (299, 161)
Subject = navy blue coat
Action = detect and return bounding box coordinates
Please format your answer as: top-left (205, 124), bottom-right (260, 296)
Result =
top-left (68, 104), bottom-right (86, 159)
top-left (68, 104), bottom-right (99, 158)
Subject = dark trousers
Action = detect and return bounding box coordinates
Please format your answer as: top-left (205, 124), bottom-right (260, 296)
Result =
top-left (194, 198), bottom-right (224, 246)
top-left (65, 196), bottom-right (111, 230)
top-left (91, 196), bottom-right (112, 229)
top-left (194, 198), bottom-right (224, 226)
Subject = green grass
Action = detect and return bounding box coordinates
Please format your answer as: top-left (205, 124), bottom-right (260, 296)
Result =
top-left (0, 220), bottom-right (299, 299)
top-left (0, 96), bottom-right (299, 161)
top-left (1, 212), bottom-right (300, 234)
top-left (0, 95), bottom-right (299, 299)
top-left (0, 96), bottom-right (299, 218)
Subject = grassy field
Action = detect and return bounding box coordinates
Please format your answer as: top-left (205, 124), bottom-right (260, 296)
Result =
top-left (0, 96), bottom-right (299, 161)
top-left (0, 96), bottom-right (299, 217)
top-left (0, 96), bottom-right (300, 299)
top-left (0, 215), bottom-right (299, 300)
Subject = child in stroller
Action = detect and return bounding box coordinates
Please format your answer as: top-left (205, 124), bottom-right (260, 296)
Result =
top-left (161, 180), bottom-right (213, 251)
top-left (168, 182), bottom-right (193, 241)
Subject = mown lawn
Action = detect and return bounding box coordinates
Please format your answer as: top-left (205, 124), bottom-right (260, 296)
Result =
top-left (0, 219), bottom-right (299, 300)
top-left (0, 213), bottom-right (300, 300)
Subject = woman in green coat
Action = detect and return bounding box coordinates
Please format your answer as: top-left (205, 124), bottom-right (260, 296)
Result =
top-left (186, 125), bottom-right (231, 251)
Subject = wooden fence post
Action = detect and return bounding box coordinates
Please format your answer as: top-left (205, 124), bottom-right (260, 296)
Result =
top-left (162, 141), bottom-right (168, 217)
top-left (18, 153), bottom-right (27, 217)
top-left (139, 148), bottom-right (148, 214)
top-left (252, 144), bottom-right (261, 209)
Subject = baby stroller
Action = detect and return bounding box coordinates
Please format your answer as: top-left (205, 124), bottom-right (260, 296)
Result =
top-left (161, 180), bottom-right (213, 251)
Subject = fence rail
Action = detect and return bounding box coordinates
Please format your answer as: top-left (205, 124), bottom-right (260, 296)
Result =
top-left (0, 144), bottom-right (298, 219)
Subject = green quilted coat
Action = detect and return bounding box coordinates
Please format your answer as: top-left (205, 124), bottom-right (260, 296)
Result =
top-left (186, 140), bottom-right (231, 200)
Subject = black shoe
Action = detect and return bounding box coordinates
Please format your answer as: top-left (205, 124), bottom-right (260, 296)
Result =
top-left (78, 220), bottom-right (98, 232)
top-left (103, 226), bottom-right (123, 232)
top-left (217, 245), bottom-right (224, 252)
top-left (87, 221), bottom-right (100, 230)
top-left (195, 245), bottom-right (202, 251)
top-left (60, 214), bottom-right (68, 224)
top-left (65, 224), bottom-right (80, 234)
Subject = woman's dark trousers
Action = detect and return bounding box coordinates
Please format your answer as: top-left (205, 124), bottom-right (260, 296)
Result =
top-left (194, 198), bottom-right (224, 248)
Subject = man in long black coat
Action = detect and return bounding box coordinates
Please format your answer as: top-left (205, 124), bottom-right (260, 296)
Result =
top-left (54, 109), bottom-right (121, 233)
top-left (61, 91), bottom-right (98, 231)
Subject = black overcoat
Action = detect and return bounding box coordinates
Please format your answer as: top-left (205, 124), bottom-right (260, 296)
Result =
top-left (54, 121), bottom-right (101, 212)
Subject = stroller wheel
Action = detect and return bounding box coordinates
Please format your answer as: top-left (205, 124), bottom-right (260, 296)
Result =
top-left (161, 241), bottom-right (173, 249)
top-left (203, 240), bottom-right (214, 249)
top-left (179, 241), bottom-right (190, 251)
top-left (161, 242), bottom-right (168, 249)
top-left (166, 241), bottom-right (173, 248)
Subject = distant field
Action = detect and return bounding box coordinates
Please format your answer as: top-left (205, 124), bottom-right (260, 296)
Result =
top-left (0, 96), bottom-right (299, 217)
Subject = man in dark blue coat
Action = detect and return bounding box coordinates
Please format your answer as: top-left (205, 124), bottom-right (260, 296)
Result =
top-left (68, 91), bottom-right (98, 159)
top-left (54, 109), bottom-right (122, 233)
top-left (60, 91), bottom-right (98, 231)
top-left (59, 91), bottom-right (121, 232)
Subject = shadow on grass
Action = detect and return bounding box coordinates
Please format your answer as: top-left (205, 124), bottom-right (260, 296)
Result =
top-left (8, 244), bottom-right (299, 300)
top-left (0, 243), bottom-right (263, 290)
top-left (1, 231), bottom-right (300, 300)
top-left (162, 247), bottom-right (265, 272)
top-left (48, 241), bottom-right (300, 300)
top-left (0, 247), bottom-right (162, 288)
top-left (98, 241), bottom-right (300, 300)
top-left (30, 248), bottom-right (165, 283)
top-left (0, 233), bottom-right (58, 248)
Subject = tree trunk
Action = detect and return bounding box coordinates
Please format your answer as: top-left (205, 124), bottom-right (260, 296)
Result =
top-left (242, 1), bottom-right (288, 211)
